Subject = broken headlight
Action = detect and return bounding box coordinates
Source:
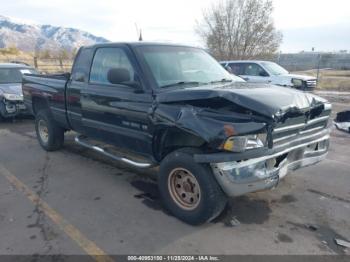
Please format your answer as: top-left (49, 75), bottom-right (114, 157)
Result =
top-left (221, 134), bottom-right (266, 152)
top-left (3, 93), bottom-right (23, 101)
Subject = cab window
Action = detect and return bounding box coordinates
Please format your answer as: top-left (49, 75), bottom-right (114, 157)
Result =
top-left (243, 63), bottom-right (269, 77)
top-left (89, 48), bottom-right (135, 85)
top-left (228, 63), bottom-right (244, 75)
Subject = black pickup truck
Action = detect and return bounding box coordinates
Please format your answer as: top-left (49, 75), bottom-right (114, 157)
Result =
top-left (23, 42), bottom-right (332, 225)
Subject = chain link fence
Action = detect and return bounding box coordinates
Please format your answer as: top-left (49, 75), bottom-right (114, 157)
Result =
top-left (274, 53), bottom-right (350, 71)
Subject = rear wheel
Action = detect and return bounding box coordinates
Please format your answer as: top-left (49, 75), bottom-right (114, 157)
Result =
top-left (158, 148), bottom-right (227, 225)
top-left (35, 110), bottom-right (64, 151)
top-left (0, 103), bottom-right (5, 122)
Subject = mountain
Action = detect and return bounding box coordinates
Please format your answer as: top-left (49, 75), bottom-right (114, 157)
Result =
top-left (0, 15), bottom-right (109, 52)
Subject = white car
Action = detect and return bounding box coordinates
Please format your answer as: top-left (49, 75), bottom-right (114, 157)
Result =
top-left (334, 111), bottom-right (350, 133)
top-left (0, 63), bottom-right (37, 120)
top-left (220, 60), bottom-right (317, 90)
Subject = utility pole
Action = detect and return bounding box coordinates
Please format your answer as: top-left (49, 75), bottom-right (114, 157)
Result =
top-left (135, 23), bottom-right (143, 41)
top-left (139, 29), bottom-right (143, 41)
top-left (277, 51), bottom-right (282, 64)
top-left (316, 53), bottom-right (321, 88)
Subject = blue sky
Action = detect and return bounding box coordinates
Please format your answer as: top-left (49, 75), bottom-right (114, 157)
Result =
top-left (1, 0), bottom-right (350, 53)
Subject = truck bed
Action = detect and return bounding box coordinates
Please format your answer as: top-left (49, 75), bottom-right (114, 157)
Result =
top-left (22, 73), bottom-right (70, 129)
top-left (23, 73), bottom-right (69, 88)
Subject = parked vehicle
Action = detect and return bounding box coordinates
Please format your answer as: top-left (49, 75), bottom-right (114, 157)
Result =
top-left (0, 63), bottom-right (37, 120)
top-left (334, 111), bottom-right (350, 133)
top-left (220, 60), bottom-right (317, 90)
top-left (23, 43), bottom-right (331, 225)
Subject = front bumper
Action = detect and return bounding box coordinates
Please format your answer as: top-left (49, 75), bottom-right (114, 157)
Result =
top-left (0, 99), bottom-right (28, 118)
top-left (210, 134), bottom-right (329, 197)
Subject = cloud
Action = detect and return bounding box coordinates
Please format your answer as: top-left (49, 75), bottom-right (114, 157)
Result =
top-left (1, 0), bottom-right (349, 52)
top-left (281, 23), bottom-right (350, 52)
top-left (273, 0), bottom-right (350, 29)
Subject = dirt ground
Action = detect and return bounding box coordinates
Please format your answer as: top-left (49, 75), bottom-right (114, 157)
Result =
top-left (294, 70), bottom-right (350, 91)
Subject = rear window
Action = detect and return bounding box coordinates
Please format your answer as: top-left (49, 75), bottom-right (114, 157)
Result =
top-left (71, 48), bottom-right (94, 82)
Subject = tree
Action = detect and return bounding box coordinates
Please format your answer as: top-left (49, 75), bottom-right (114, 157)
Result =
top-left (196, 0), bottom-right (282, 60)
top-left (40, 49), bottom-right (52, 59)
top-left (7, 45), bottom-right (20, 55)
top-left (0, 45), bottom-right (20, 55)
top-left (70, 47), bottom-right (79, 59)
top-left (58, 48), bottom-right (70, 60)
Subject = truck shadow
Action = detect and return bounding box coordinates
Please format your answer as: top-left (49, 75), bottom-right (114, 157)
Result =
top-left (63, 136), bottom-right (274, 227)
top-left (131, 180), bottom-right (165, 212)
top-left (130, 179), bottom-right (272, 226)
top-left (212, 196), bottom-right (271, 226)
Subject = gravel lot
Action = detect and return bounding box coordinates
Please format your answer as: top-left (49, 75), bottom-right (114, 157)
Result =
top-left (0, 99), bottom-right (349, 258)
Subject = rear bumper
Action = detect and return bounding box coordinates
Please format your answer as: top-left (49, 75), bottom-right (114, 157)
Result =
top-left (210, 134), bottom-right (329, 197)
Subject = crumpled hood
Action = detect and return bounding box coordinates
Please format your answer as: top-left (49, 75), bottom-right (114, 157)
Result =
top-left (285, 73), bottom-right (316, 81)
top-left (0, 83), bottom-right (23, 95)
top-left (156, 82), bottom-right (327, 120)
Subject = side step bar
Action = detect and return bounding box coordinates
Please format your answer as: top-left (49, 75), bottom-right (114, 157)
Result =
top-left (74, 135), bottom-right (154, 169)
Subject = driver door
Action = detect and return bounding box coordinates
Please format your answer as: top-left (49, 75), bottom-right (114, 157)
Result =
top-left (81, 46), bottom-right (154, 157)
top-left (240, 63), bottom-right (271, 83)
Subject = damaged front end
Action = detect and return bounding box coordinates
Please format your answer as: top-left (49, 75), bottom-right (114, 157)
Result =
top-left (0, 94), bottom-right (27, 118)
top-left (154, 83), bottom-right (332, 197)
top-left (210, 134), bottom-right (329, 197)
top-left (0, 84), bottom-right (27, 118)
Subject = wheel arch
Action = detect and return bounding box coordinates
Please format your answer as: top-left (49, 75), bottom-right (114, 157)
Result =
top-left (32, 96), bottom-right (50, 115)
top-left (153, 127), bottom-right (207, 162)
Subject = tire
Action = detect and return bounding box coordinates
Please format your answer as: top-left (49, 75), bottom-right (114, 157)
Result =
top-left (35, 109), bottom-right (64, 151)
top-left (0, 103), bottom-right (5, 122)
top-left (158, 148), bottom-right (227, 225)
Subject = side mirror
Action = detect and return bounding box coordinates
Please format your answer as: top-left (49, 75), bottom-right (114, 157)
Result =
top-left (107, 68), bottom-right (131, 84)
top-left (107, 68), bottom-right (142, 91)
top-left (259, 71), bottom-right (269, 77)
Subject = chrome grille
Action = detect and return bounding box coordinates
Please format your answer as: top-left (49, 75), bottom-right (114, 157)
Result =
top-left (306, 79), bottom-right (317, 88)
top-left (272, 112), bottom-right (330, 147)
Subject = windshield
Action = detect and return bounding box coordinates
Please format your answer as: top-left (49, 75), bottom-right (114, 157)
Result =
top-left (0, 68), bottom-right (37, 84)
top-left (261, 62), bottom-right (288, 76)
top-left (137, 45), bottom-right (244, 88)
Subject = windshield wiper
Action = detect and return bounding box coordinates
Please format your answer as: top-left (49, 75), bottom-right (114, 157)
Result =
top-left (209, 78), bottom-right (233, 84)
top-left (160, 81), bottom-right (204, 88)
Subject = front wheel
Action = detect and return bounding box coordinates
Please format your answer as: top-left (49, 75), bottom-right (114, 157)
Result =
top-left (158, 148), bottom-right (227, 225)
top-left (35, 109), bottom-right (64, 151)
